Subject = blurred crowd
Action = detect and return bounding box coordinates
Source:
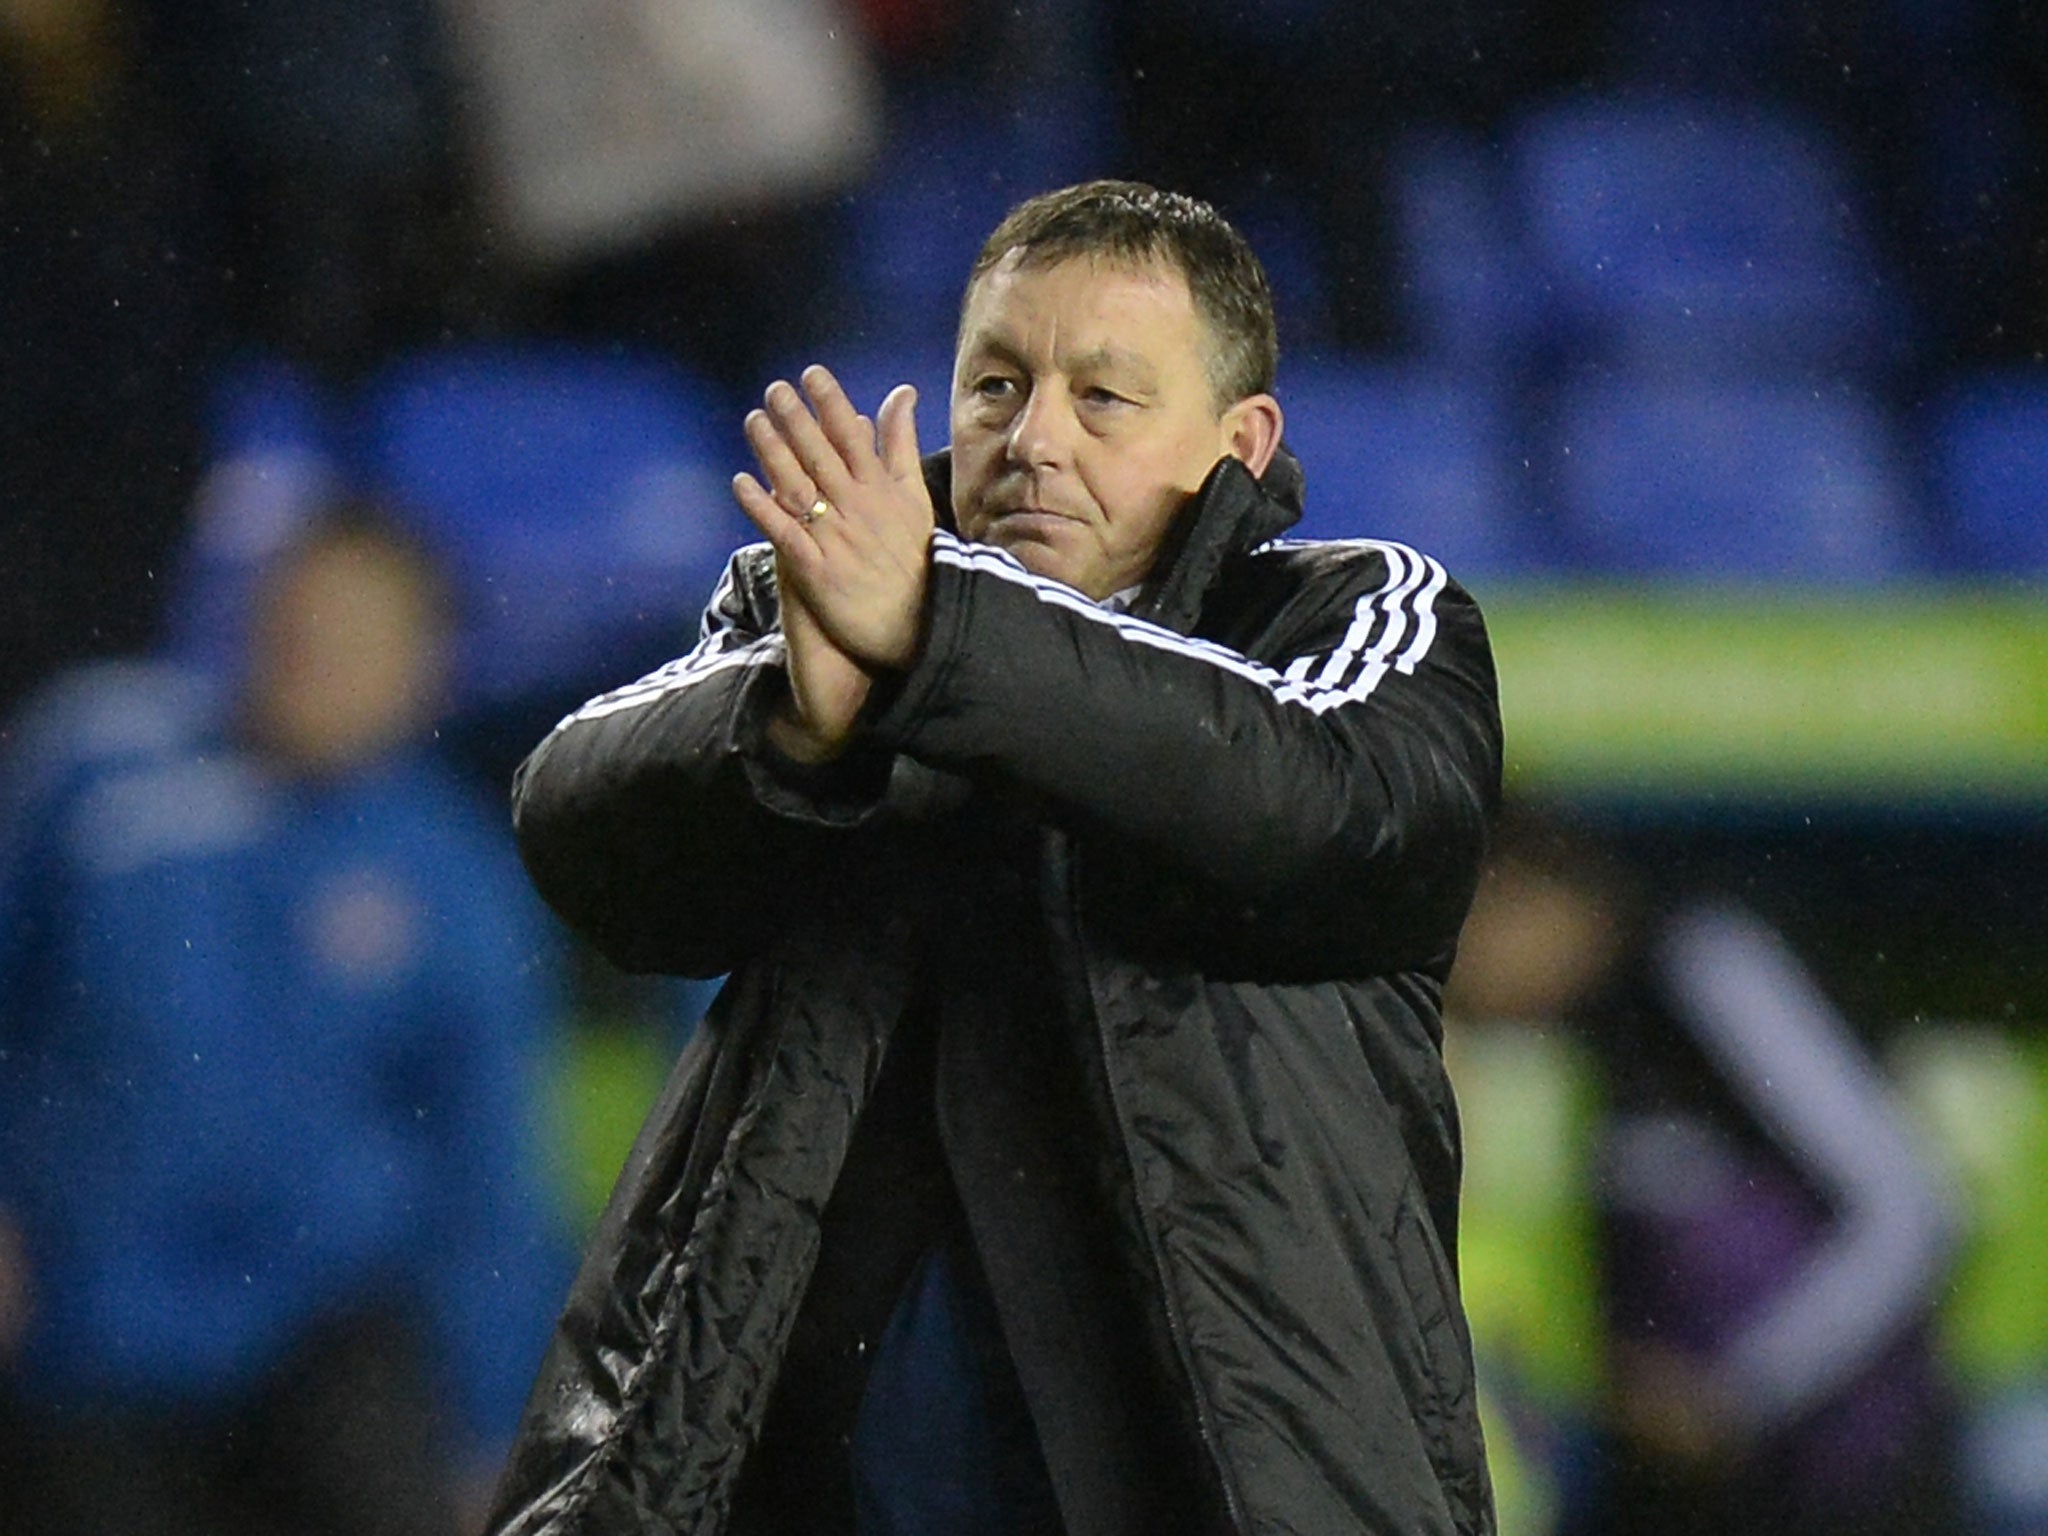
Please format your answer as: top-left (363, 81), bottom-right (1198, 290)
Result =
top-left (2, 1), bottom-right (2046, 1533)
top-left (8, 0), bottom-right (2048, 719)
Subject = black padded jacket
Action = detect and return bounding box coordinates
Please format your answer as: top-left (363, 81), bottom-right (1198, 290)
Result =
top-left (487, 448), bottom-right (1503, 1536)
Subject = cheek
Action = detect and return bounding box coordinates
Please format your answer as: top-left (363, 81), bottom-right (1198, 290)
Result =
top-left (1123, 489), bottom-right (1191, 559)
top-left (1086, 441), bottom-right (1202, 543)
top-left (948, 434), bottom-right (995, 526)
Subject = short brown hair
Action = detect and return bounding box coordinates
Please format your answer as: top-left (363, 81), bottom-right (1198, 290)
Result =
top-left (964, 180), bottom-right (1279, 409)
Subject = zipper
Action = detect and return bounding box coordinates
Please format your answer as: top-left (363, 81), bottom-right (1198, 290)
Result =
top-left (1041, 828), bottom-right (1250, 1535)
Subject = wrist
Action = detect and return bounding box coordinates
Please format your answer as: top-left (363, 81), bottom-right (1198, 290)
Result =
top-left (764, 699), bottom-right (849, 765)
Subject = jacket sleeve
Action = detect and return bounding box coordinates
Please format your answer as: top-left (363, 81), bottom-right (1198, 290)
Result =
top-left (864, 530), bottom-right (1503, 974)
top-left (510, 547), bottom-right (897, 977)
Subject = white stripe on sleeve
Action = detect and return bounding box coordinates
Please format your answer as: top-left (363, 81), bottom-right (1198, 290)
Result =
top-left (547, 549), bottom-right (779, 728)
top-left (565, 640), bottom-right (773, 725)
top-left (931, 531), bottom-right (1446, 716)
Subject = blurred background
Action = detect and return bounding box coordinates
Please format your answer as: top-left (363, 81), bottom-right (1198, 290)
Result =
top-left (1, 0), bottom-right (2044, 1533)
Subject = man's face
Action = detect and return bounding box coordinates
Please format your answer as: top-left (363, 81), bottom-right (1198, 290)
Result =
top-left (949, 253), bottom-right (1263, 600)
top-left (245, 539), bottom-right (445, 774)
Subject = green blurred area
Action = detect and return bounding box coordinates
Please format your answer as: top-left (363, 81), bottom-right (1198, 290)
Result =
top-left (1486, 575), bottom-right (2048, 1024)
top-left (546, 1014), bottom-right (678, 1232)
top-left (1484, 582), bottom-right (2048, 804)
top-left (1892, 1023), bottom-right (2048, 1393)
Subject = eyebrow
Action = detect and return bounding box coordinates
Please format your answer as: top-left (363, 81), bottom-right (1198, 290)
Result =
top-left (1068, 345), bottom-right (1161, 392)
top-left (962, 334), bottom-right (1163, 395)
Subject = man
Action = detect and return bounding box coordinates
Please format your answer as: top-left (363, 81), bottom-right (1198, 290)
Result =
top-left (1449, 808), bottom-right (1958, 1536)
top-left (489, 181), bottom-right (1502, 1536)
top-left (0, 511), bottom-right (569, 1535)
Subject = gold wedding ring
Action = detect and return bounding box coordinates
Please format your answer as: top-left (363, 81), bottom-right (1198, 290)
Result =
top-left (799, 497), bottom-right (832, 526)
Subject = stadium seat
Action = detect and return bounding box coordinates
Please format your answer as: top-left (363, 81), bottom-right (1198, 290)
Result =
top-left (781, 342), bottom-right (959, 442)
top-left (1510, 97), bottom-right (1900, 377)
top-left (359, 343), bottom-right (747, 709)
top-left (1543, 375), bottom-right (1922, 581)
top-left (1274, 360), bottom-right (1539, 581)
top-left (842, 77), bottom-right (1116, 349)
top-left (1224, 190), bottom-right (1331, 351)
top-left (1388, 129), bottom-right (1549, 372)
top-left (1926, 373), bottom-right (2048, 575)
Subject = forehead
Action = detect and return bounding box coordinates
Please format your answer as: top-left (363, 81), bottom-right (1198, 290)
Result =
top-left (958, 252), bottom-right (1205, 364)
top-left (265, 538), bottom-right (433, 623)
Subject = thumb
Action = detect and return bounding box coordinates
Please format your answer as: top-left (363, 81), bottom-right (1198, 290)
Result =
top-left (877, 383), bottom-right (923, 480)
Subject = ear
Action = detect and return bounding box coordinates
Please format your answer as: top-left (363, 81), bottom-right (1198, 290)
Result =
top-left (1221, 392), bottom-right (1284, 478)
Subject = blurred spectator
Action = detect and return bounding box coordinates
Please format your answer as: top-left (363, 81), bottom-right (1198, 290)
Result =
top-left (1449, 806), bottom-right (1962, 1536)
top-left (445, 0), bottom-right (881, 393)
top-left (0, 0), bottom-right (218, 723)
top-left (147, 0), bottom-right (897, 381)
top-left (0, 510), bottom-right (570, 1535)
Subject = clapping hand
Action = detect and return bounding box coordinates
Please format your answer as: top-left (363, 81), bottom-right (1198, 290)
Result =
top-left (731, 365), bottom-right (934, 761)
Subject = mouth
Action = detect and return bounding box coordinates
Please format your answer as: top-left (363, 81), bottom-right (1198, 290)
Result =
top-left (962, 469), bottom-right (1089, 544)
top-left (982, 497), bottom-right (1084, 524)
top-left (977, 508), bottom-right (1082, 548)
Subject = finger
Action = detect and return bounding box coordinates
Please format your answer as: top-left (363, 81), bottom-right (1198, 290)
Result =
top-left (801, 365), bottom-right (883, 476)
top-left (743, 407), bottom-right (822, 517)
top-left (732, 470), bottom-right (815, 555)
top-left (876, 384), bottom-right (922, 481)
top-left (765, 378), bottom-right (858, 500)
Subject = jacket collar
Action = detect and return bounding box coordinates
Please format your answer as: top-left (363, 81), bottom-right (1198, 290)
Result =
top-left (919, 446), bottom-right (1305, 637)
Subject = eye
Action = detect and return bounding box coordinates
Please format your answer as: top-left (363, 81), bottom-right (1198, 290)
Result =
top-left (1079, 385), bottom-right (1132, 407)
top-left (969, 374), bottom-right (1017, 400)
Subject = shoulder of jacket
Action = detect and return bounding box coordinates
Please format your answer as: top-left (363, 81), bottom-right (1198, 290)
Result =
top-left (1235, 535), bottom-right (1484, 614)
top-left (1248, 531), bottom-right (1433, 574)
top-left (1210, 537), bottom-right (1496, 691)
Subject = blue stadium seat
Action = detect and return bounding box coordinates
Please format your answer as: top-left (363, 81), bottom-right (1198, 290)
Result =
top-left (1544, 375), bottom-right (1922, 581)
top-left (841, 77), bottom-right (1116, 349)
top-left (1388, 129), bottom-right (1549, 373)
top-left (784, 343), bottom-right (958, 443)
top-left (1927, 373), bottom-right (2048, 575)
top-left (1223, 190), bottom-right (1330, 351)
top-left (1510, 97), bottom-right (1900, 377)
top-left (1274, 361), bottom-right (1538, 581)
top-left (359, 343), bottom-right (748, 708)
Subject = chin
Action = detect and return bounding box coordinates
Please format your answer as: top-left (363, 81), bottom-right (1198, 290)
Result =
top-left (964, 514), bottom-right (1114, 595)
top-left (993, 537), bottom-right (1060, 578)
top-left (976, 530), bottom-right (1069, 586)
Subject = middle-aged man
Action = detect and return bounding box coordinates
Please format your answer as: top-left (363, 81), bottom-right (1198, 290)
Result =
top-left (487, 181), bottom-right (1503, 1536)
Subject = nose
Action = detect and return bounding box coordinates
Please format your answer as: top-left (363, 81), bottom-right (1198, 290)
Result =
top-left (1004, 381), bottom-right (1077, 470)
